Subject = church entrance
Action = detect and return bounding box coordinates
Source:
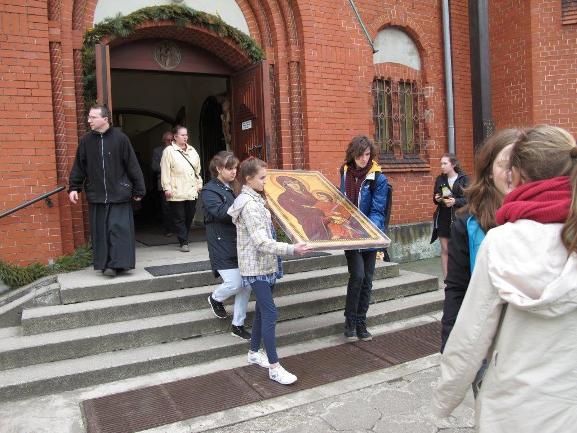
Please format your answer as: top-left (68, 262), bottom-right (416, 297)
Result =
top-left (94, 31), bottom-right (271, 246)
top-left (111, 69), bottom-right (228, 244)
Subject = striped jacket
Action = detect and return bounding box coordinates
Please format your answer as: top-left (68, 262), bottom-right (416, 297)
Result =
top-left (227, 185), bottom-right (294, 277)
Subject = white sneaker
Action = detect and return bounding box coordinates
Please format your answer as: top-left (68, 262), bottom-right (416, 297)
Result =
top-left (269, 365), bottom-right (297, 385)
top-left (247, 350), bottom-right (270, 368)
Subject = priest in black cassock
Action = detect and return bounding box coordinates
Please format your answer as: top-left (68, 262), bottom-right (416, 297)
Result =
top-left (68, 104), bottom-right (146, 277)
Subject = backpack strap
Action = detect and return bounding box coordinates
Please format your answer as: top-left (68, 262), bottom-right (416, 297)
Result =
top-left (466, 216), bottom-right (486, 272)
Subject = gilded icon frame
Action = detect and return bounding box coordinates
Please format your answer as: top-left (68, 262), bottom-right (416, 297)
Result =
top-left (265, 170), bottom-right (391, 250)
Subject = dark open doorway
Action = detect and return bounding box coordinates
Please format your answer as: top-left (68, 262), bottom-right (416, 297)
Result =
top-left (94, 34), bottom-right (272, 246)
top-left (110, 69), bottom-right (228, 244)
top-left (199, 96), bottom-right (226, 183)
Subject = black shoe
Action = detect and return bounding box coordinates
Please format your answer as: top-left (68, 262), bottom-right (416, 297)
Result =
top-left (344, 318), bottom-right (356, 340)
top-left (207, 295), bottom-right (228, 319)
top-left (102, 268), bottom-right (117, 277)
top-left (356, 323), bottom-right (373, 341)
top-left (231, 325), bottom-right (251, 340)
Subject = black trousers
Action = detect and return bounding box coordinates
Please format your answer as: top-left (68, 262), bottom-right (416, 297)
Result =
top-left (159, 191), bottom-right (173, 233)
top-left (440, 287), bottom-right (466, 352)
top-left (89, 202), bottom-right (135, 271)
top-left (169, 200), bottom-right (196, 246)
top-left (344, 250), bottom-right (377, 324)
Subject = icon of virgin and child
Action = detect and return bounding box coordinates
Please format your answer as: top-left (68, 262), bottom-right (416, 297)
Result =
top-left (273, 175), bottom-right (371, 241)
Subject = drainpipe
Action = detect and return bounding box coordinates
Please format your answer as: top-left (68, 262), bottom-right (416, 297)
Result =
top-left (441, 0), bottom-right (456, 154)
top-left (348, 0), bottom-right (377, 53)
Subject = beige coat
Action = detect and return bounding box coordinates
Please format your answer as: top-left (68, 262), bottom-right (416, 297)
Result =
top-left (227, 185), bottom-right (294, 276)
top-left (432, 219), bottom-right (577, 432)
top-left (160, 142), bottom-right (202, 201)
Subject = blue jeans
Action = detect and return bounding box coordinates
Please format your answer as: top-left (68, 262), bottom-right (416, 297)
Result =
top-left (250, 280), bottom-right (278, 364)
top-left (344, 250), bottom-right (377, 324)
top-left (212, 268), bottom-right (251, 326)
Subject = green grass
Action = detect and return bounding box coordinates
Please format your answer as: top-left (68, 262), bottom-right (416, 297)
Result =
top-left (0, 245), bottom-right (93, 291)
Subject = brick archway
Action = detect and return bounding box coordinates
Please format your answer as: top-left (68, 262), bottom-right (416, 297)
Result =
top-left (62, 0), bottom-right (307, 249)
top-left (101, 22), bottom-right (253, 72)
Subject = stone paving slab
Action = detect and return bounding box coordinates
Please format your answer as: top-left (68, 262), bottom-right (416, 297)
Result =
top-left (201, 366), bottom-right (474, 433)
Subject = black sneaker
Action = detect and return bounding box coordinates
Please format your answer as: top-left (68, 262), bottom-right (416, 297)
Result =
top-left (344, 318), bottom-right (356, 340)
top-left (231, 325), bottom-right (251, 340)
top-left (207, 295), bottom-right (228, 319)
top-left (356, 323), bottom-right (373, 341)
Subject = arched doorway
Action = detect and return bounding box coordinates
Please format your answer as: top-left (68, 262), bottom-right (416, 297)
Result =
top-left (199, 96), bottom-right (225, 183)
top-left (90, 16), bottom-right (269, 243)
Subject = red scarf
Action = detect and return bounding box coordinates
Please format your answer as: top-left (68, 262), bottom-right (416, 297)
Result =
top-left (496, 176), bottom-right (571, 225)
top-left (344, 163), bottom-right (371, 206)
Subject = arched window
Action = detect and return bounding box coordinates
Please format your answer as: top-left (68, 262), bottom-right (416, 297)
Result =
top-left (373, 27), bottom-right (421, 70)
top-left (372, 28), bottom-right (424, 160)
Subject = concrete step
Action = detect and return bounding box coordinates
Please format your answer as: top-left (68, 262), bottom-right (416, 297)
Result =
top-left (22, 262), bottom-right (399, 335)
top-left (58, 253), bottom-right (381, 304)
top-left (0, 271), bottom-right (436, 371)
top-left (0, 289), bottom-right (443, 402)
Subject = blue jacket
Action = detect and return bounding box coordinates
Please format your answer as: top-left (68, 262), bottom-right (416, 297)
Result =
top-left (339, 160), bottom-right (388, 234)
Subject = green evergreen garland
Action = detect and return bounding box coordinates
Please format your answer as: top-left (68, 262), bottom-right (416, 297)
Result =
top-left (82, 5), bottom-right (265, 109)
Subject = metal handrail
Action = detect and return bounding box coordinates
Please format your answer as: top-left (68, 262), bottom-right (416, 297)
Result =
top-left (0, 185), bottom-right (66, 220)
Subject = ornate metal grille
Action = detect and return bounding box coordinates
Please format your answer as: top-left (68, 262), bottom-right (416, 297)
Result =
top-left (562, 0), bottom-right (577, 25)
top-left (373, 78), bottom-right (426, 159)
top-left (373, 79), bottom-right (393, 154)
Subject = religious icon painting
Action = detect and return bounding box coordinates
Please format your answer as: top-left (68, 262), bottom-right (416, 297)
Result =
top-left (265, 170), bottom-right (391, 250)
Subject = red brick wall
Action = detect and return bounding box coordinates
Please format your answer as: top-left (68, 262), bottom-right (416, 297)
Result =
top-left (299, 0), bottom-right (473, 225)
top-left (0, 0), bottom-right (476, 264)
top-left (490, 0), bottom-right (577, 134)
top-left (527, 0), bottom-right (577, 134)
top-left (490, 0), bottom-right (534, 128)
top-left (0, 1), bottom-right (65, 265)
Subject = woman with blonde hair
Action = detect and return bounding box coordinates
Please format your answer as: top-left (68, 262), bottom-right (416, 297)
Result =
top-left (160, 125), bottom-right (202, 252)
top-left (433, 125), bottom-right (577, 432)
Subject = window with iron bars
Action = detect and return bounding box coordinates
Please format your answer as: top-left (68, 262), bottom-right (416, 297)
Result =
top-left (372, 78), bottom-right (425, 160)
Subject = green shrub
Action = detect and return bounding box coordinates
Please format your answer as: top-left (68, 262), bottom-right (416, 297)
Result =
top-left (0, 245), bottom-right (93, 291)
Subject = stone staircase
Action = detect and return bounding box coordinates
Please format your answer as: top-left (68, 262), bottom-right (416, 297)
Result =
top-left (0, 253), bottom-right (442, 402)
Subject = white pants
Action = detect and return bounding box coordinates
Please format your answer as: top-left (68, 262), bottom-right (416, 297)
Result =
top-left (212, 268), bottom-right (251, 326)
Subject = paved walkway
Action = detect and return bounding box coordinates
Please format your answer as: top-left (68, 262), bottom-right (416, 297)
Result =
top-left (0, 251), bottom-right (471, 433)
top-left (203, 363), bottom-right (474, 433)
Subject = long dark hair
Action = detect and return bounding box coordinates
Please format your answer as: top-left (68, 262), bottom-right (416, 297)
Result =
top-left (463, 128), bottom-right (524, 231)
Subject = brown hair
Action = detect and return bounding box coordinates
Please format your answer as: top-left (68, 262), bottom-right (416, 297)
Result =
top-left (236, 156), bottom-right (267, 196)
top-left (172, 124), bottom-right (187, 135)
top-left (441, 153), bottom-right (463, 174)
top-left (509, 124), bottom-right (577, 253)
top-left (208, 151), bottom-right (239, 178)
top-left (161, 131), bottom-right (173, 145)
top-left (344, 135), bottom-right (377, 166)
top-left (463, 128), bottom-right (525, 232)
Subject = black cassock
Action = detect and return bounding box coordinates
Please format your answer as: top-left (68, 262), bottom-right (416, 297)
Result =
top-left (89, 202), bottom-right (136, 270)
